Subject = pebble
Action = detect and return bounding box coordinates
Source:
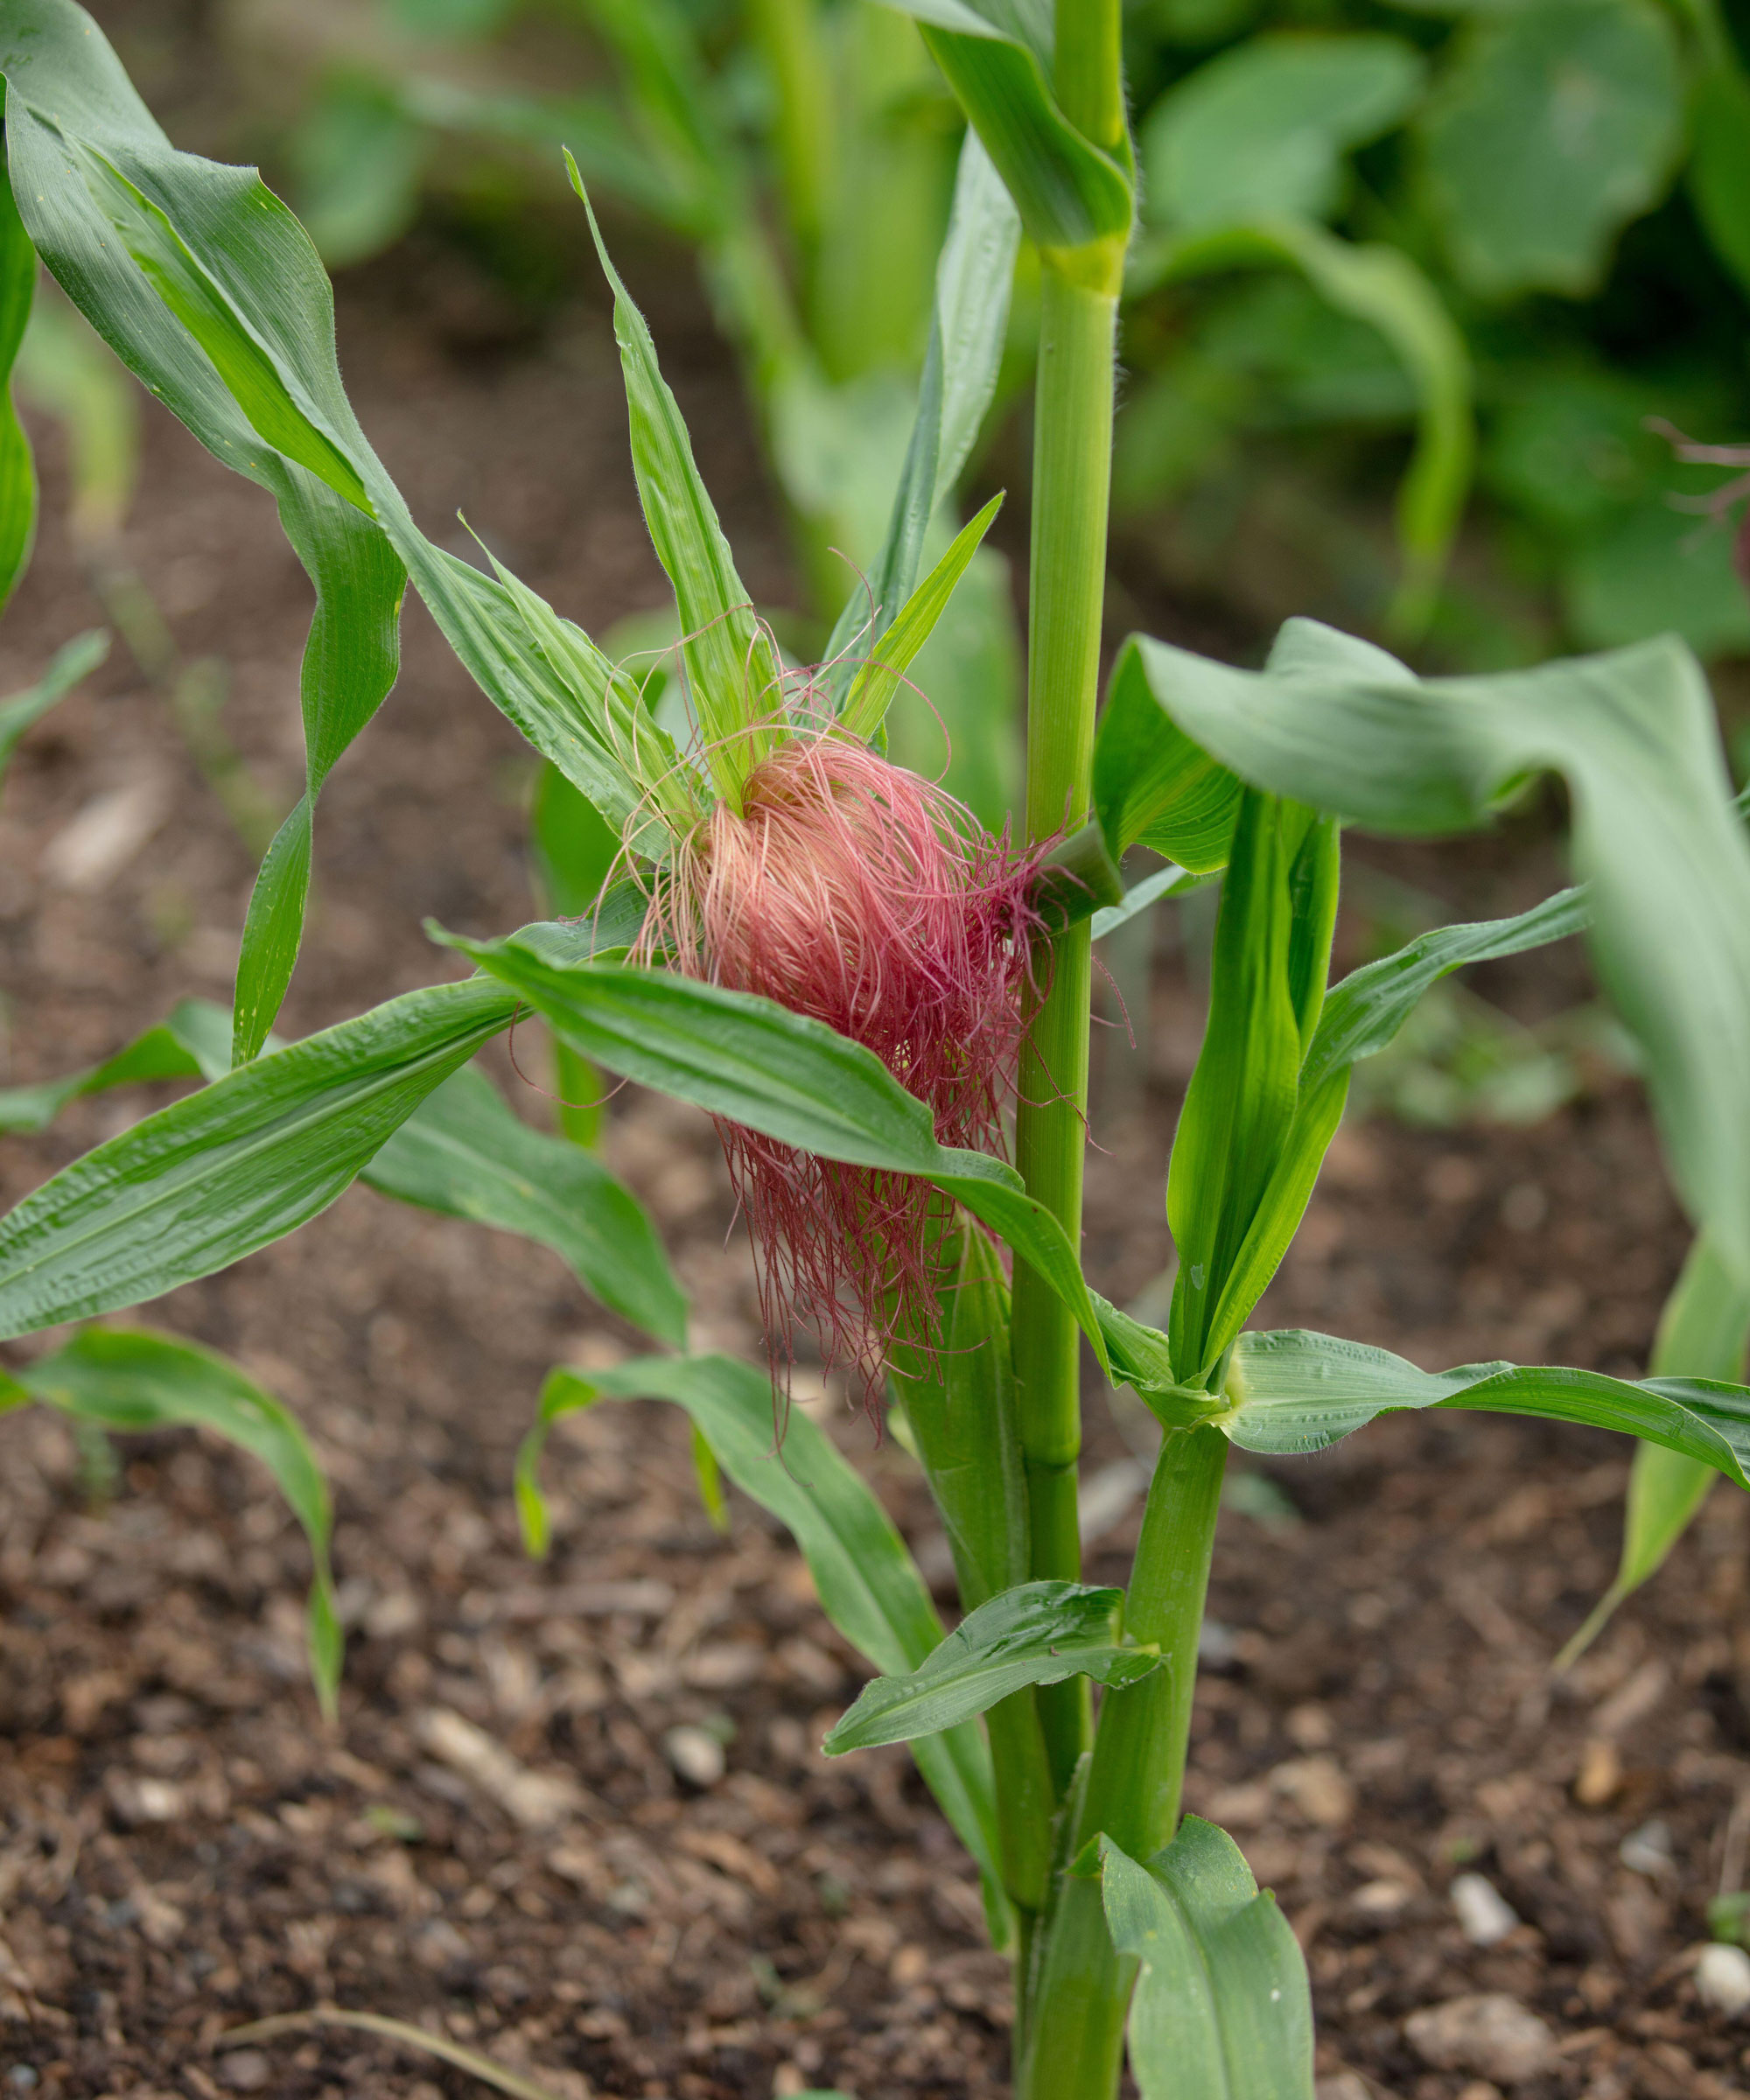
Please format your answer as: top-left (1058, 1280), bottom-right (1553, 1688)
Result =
top-left (662, 1724), bottom-right (725, 1788)
top-left (1451, 1872), bottom-right (1520, 1947)
top-left (1697, 1942), bottom-right (1750, 2018)
top-left (217, 2051), bottom-right (271, 2093)
top-left (1619, 1817), bottom-right (1676, 1880)
top-left (1270, 1755), bottom-right (1355, 1829)
top-left (1573, 1737), bottom-right (1621, 1807)
top-left (1404, 1993), bottom-right (1555, 2083)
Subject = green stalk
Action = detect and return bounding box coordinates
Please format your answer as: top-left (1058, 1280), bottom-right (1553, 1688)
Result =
top-left (1018, 1426), bottom-right (1228, 2096)
top-left (1011, 0), bottom-right (1123, 1795)
top-left (747, 0), bottom-right (835, 287)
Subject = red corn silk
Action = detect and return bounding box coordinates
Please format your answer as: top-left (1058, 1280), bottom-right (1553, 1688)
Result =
top-left (640, 730), bottom-right (1047, 1408)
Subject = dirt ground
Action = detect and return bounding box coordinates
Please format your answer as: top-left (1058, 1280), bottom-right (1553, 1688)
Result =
top-left (4, 52), bottom-right (1750, 2100)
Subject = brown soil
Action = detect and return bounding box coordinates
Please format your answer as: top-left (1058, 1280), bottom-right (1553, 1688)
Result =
top-left (3, 75), bottom-right (1750, 2100)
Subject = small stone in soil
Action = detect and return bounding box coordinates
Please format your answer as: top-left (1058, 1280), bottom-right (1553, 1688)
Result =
top-left (1696, 1942), bottom-right (1750, 2018)
top-left (1452, 1872), bottom-right (1520, 1947)
top-left (1404, 1993), bottom-right (1555, 2083)
top-left (217, 2050), bottom-right (271, 2092)
top-left (662, 1724), bottom-right (725, 1788)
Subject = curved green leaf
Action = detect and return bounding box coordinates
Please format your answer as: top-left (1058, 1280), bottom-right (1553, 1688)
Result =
top-left (363, 1067), bottom-right (687, 1348)
top-left (0, 977), bottom-right (516, 1338)
top-left (839, 493), bottom-right (1003, 740)
top-left (433, 928), bottom-right (1110, 1368)
top-left (0, 993), bottom-right (228, 1135)
top-left (875, 2), bottom-right (1132, 256)
top-left (1222, 1326), bottom-right (1750, 1487)
top-left (516, 1349), bottom-right (1007, 1942)
top-left (1098, 1824), bottom-right (1314, 2100)
top-left (1689, 65), bottom-right (1750, 302)
top-left (14, 1327), bottom-right (340, 1711)
top-left (824, 1579), bottom-right (1156, 1753)
top-left (1110, 619), bottom-right (1750, 1285)
top-left (0, 629), bottom-right (108, 797)
top-left (0, 152), bottom-right (38, 609)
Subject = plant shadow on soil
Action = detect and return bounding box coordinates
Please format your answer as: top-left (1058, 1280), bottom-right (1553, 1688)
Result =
top-left (1, 99), bottom-right (1749, 2100)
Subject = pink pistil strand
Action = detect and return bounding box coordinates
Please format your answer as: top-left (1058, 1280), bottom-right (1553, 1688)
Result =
top-left (640, 731), bottom-right (1047, 1405)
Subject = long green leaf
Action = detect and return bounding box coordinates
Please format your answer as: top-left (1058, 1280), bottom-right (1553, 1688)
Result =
top-left (839, 494), bottom-right (1003, 740)
top-left (874, 2), bottom-right (1132, 256)
top-left (516, 1349), bottom-right (1008, 1942)
top-left (0, 994), bottom-right (229, 1134)
top-left (824, 1580), bottom-right (1157, 1752)
top-left (1559, 1233), bottom-right (1750, 1664)
top-left (0, 977), bottom-right (515, 1337)
top-left (1222, 1327), bottom-right (1750, 1486)
top-left (1098, 1824), bottom-right (1314, 2100)
top-left (433, 928), bottom-right (1110, 1368)
top-left (13, 1327), bottom-right (340, 1711)
top-left (363, 1067), bottom-right (687, 1348)
top-left (0, 630), bottom-right (109, 796)
top-left (0, 150), bottom-right (38, 609)
top-left (1110, 618), bottom-right (1750, 1285)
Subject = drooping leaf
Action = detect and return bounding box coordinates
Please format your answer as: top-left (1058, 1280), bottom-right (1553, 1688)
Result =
top-left (0, 151), bottom-right (39, 609)
top-left (824, 1580), bottom-right (1158, 1752)
top-left (515, 1349), bottom-right (1008, 1942)
top-left (14, 1327), bottom-right (340, 1710)
top-left (1689, 66), bottom-right (1750, 303)
top-left (1088, 864), bottom-right (1204, 942)
top-left (1141, 34), bottom-right (1424, 233)
top-left (0, 630), bottom-right (109, 797)
top-left (1110, 619), bottom-right (1750, 1285)
top-left (1222, 1327), bottom-right (1750, 1485)
top-left (823, 131), bottom-right (1021, 700)
top-left (1558, 1233), bottom-right (1750, 1664)
top-left (1098, 1824), bottom-right (1314, 2100)
top-left (1416, 0), bottom-right (1684, 299)
top-left (872, 2), bottom-right (1132, 256)
top-left (0, 994), bottom-right (229, 1135)
top-left (0, 977), bottom-right (516, 1338)
top-left (433, 928), bottom-right (1110, 1367)
top-left (839, 494), bottom-right (1004, 740)
top-left (363, 1067), bottom-right (688, 1348)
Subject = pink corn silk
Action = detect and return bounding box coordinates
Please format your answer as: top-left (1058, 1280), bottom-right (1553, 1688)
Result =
top-left (640, 731), bottom-right (1047, 1402)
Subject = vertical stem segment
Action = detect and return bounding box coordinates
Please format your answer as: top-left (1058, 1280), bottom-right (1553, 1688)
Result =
top-left (1012, 261), bottom-right (1118, 1791)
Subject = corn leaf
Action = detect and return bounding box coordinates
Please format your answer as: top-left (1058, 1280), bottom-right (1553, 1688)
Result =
top-left (875, 1), bottom-right (1132, 256)
top-left (839, 494), bottom-right (1003, 739)
top-left (517, 1348), bottom-right (1008, 1943)
top-left (13, 1327), bottom-right (340, 1711)
top-left (1110, 618), bottom-right (1750, 1287)
top-left (0, 630), bottom-right (108, 796)
top-left (363, 1067), bottom-right (688, 1348)
top-left (1559, 1234), bottom-right (1750, 1664)
top-left (567, 156), bottom-right (780, 802)
top-left (0, 977), bottom-right (516, 1338)
top-left (824, 1580), bottom-right (1157, 1753)
top-left (0, 994), bottom-right (230, 1135)
top-left (1222, 1328), bottom-right (1750, 1486)
top-left (0, 153), bottom-right (38, 608)
top-left (1098, 1824), bottom-right (1314, 2100)
top-left (433, 928), bottom-right (1110, 1369)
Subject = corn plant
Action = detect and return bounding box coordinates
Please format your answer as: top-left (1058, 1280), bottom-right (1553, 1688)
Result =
top-left (7, 4), bottom-right (1750, 2093)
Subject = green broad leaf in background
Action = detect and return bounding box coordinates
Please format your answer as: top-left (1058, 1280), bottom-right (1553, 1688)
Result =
top-left (515, 1348), bottom-right (1010, 1945)
top-left (1416, 0), bottom-right (1684, 299)
top-left (1098, 1824), bottom-right (1314, 2100)
top-left (824, 1579), bottom-right (1158, 1753)
top-left (1558, 1233), bottom-right (1750, 1665)
top-left (1688, 66), bottom-right (1750, 303)
top-left (567, 154), bottom-right (780, 804)
top-left (839, 493), bottom-right (1004, 740)
top-left (6, 1327), bottom-right (341, 1712)
top-left (1110, 617), bottom-right (1750, 1289)
top-left (290, 72), bottom-right (430, 270)
top-left (0, 976), bottom-right (516, 1338)
top-left (432, 928), bottom-right (1111, 1368)
top-left (1564, 499), bottom-right (1750, 662)
top-left (363, 1067), bottom-right (688, 1348)
top-left (529, 762), bottom-right (622, 920)
top-left (872, 1), bottom-right (1132, 260)
top-left (1222, 1327), bottom-right (1750, 1488)
top-left (1140, 33), bottom-right (1424, 233)
top-left (0, 630), bottom-right (109, 798)
top-left (0, 992), bottom-right (229, 1135)
top-left (0, 154), bottom-right (38, 610)
top-left (823, 131), bottom-right (1021, 699)
top-left (1127, 220), bottom-right (1474, 630)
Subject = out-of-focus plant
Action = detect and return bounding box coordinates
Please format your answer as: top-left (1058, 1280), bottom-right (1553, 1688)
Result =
top-left (8, 5), bottom-right (1750, 2094)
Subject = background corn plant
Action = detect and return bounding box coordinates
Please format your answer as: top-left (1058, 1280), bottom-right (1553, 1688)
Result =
top-left (4, 1), bottom-right (1750, 2092)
